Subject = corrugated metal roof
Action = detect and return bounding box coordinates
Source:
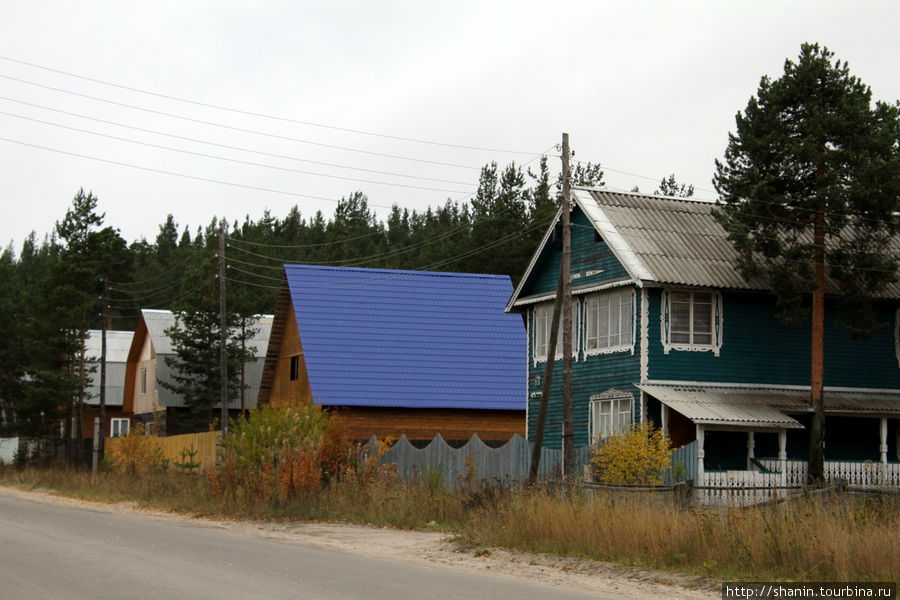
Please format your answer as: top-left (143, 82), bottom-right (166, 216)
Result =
top-left (638, 384), bottom-right (804, 428)
top-left (85, 330), bottom-right (134, 363)
top-left (83, 330), bottom-right (133, 406)
top-left (639, 383), bottom-right (900, 428)
top-left (284, 264), bottom-right (526, 411)
top-left (139, 309), bottom-right (273, 409)
top-left (577, 189), bottom-right (900, 297)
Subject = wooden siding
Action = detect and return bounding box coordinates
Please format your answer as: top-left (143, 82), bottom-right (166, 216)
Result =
top-left (523, 209), bottom-right (631, 298)
top-left (525, 290), bottom-right (643, 449)
top-left (334, 406), bottom-right (524, 442)
top-left (647, 289), bottom-right (900, 389)
top-left (74, 406), bottom-right (131, 439)
top-left (257, 277), bottom-right (290, 405)
top-left (106, 430), bottom-right (219, 469)
top-left (266, 302), bottom-right (313, 407)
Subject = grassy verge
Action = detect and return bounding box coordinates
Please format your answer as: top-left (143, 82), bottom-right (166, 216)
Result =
top-left (2, 465), bottom-right (897, 582)
top-left (459, 486), bottom-right (900, 582)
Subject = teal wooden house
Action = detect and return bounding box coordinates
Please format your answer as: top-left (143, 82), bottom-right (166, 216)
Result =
top-left (506, 189), bottom-right (900, 491)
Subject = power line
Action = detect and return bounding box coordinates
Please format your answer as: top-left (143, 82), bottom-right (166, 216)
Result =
top-left (0, 55), bottom-right (539, 156)
top-left (0, 73), bottom-right (484, 170)
top-left (0, 96), bottom-right (476, 186)
top-left (0, 109), bottom-right (471, 194)
top-left (0, 136), bottom-right (380, 208)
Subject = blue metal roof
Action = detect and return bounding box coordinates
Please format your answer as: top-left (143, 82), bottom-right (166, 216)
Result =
top-left (284, 265), bottom-right (526, 411)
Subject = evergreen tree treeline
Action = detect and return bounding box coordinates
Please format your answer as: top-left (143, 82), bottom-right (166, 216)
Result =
top-left (3, 155), bottom-right (698, 438)
top-left (0, 158), bottom-right (606, 437)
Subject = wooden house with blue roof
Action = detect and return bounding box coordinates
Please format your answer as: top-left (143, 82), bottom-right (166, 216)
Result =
top-left (258, 265), bottom-right (526, 443)
top-left (506, 189), bottom-right (900, 490)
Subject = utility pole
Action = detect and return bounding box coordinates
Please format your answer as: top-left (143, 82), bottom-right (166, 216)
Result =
top-left (560, 132), bottom-right (575, 478)
top-left (528, 267), bottom-right (565, 485)
top-left (98, 275), bottom-right (109, 462)
top-left (219, 225), bottom-right (229, 439)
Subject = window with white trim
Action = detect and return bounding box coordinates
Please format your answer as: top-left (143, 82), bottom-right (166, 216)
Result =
top-left (110, 418), bottom-right (130, 438)
top-left (589, 392), bottom-right (633, 441)
top-left (585, 289), bottom-right (635, 355)
top-left (661, 289), bottom-right (723, 355)
top-left (533, 301), bottom-right (579, 363)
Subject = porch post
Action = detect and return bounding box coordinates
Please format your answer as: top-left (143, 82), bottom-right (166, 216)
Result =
top-left (696, 424), bottom-right (705, 484)
top-left (880, 417), bottom-right (888, 466)
top-left (661, 404), bottom-right (669, 437)
top-left (778, 429), bottom-right (787, 487)
top-left (746, 431), bottom-right (755, 470)
top-left (896, 422), bottom-right (900, 462)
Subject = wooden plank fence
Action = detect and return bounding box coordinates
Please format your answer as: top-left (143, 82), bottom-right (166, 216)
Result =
top-left (364, 434), bottom-right (696, 489)
top-left (363, 434), bottom-right (594, 488)
top-left (106, 430), bottom-right (219, 470)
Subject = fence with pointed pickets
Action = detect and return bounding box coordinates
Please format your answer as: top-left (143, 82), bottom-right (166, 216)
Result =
top-left (362, 433), bottom-right (695, 489)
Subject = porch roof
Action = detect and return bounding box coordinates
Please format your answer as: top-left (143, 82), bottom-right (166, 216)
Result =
top-left (640, 383), bottom-right (900, 429)
top-left (638, 384), bottom-right (805, 429)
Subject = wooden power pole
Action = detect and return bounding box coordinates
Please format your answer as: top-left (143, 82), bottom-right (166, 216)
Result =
top-left (98, 275), bottom-right (109, 461)
top-left (219, 226), bottom-right (229, 439)
top-left (528, 133), bottom-right (577, 483)
top-left (560, 132), bottom-right (575, 478)
top-left (528, 267), bottom-right (565, 484)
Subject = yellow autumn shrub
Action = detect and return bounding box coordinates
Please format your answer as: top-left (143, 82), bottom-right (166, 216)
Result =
top-left (106, 428), bottom-right (165, 476)
top-left (590, 423), bottom-right (672, 485)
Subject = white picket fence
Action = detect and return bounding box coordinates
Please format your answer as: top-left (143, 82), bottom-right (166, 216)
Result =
top-left (757, 459), bottom-right (900, 489)
top-left (696, 470), bottom-right (789, 506)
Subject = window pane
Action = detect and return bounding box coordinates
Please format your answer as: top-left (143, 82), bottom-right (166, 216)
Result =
top-left (620, 294), bottom-right (633, 344)
top-left (585, 298), bottom-right (597, 350)
top-left (692, 295), bottom-right (712, 344)
top-left (598, 301), bottom-right (609, 347)
top-left (535, 306), bottom-right (549, 358)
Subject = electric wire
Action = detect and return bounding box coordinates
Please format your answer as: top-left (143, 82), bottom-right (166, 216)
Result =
top-left (0, 56), bottom-right (539, 155)
top-left (0, 73), bottom-right (482, 170)
top-left (0, 111), bottom-right (469, 193)
top-left (0, 104), bottom-right (475, 187)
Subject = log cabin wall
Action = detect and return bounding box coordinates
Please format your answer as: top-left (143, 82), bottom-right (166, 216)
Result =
top-left (335, 406), bottom-right (525, 442)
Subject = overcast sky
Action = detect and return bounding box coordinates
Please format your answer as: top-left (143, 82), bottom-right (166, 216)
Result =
top-left (1, 1), bottom-right (898, 251)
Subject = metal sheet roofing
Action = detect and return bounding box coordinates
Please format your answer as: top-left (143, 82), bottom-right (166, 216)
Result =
top-left (138, 309), bottom-right (273, 409)
top-left (83, 330), bottom-right (133, 407)
top-left (638, 384), bottom-right (804, 428)
top-left (639, 383), bottom-right (900, 428)
top-left (573, 189), bottom-right (900, 298)
top-left (284, 265), bottom-right (526, 411)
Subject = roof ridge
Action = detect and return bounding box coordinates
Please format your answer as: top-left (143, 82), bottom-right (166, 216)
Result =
top-left (283, 264), bottom-right (509, 279)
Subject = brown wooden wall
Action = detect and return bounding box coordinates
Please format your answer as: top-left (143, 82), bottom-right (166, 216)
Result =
top-left (74, 406), bottom-right (131, 439)
top-left (333, 406), bottom-right (525, 442)
top-left (267, 303), bottom-right (313, 407)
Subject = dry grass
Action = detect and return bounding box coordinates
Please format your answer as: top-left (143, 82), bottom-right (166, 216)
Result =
top-left (459, 486), bottom-right (900, 582)
top-left (2, 465), bottom-right (897, 582)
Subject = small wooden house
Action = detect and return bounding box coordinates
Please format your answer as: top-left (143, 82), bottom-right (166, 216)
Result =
top-left (69, 329), bottom-right (133, 439)
top-left (122, 309), bottom-right (273, 435)
top-left (506, 189), bottom-right (900, 489)
top-left (258, 265), bottom-right (526, 443)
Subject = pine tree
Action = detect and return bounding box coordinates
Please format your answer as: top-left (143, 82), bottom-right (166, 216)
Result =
top-left (713, 43), bottom-right (900, 483)
top-left (655, 174), bottom-right (694, 197)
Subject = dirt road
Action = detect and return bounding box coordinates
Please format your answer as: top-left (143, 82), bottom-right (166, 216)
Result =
top-left (0, 486), bottom-right (717, 599)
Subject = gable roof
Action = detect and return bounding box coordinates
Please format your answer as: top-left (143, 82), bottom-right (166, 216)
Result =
top-left (278, 264), bottom-right (526, 411)
top-left (84, 330), bottom-right (133, 407)
top-left (138, 309), bottom-right (273, 359)
top-left (508, 188), bottom-right (900, 309)
top-left (124, 309), bottom-right (273, 411)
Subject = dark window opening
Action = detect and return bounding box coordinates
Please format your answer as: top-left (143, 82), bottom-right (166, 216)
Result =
top-left (289, 355), bottom-right (300, 381)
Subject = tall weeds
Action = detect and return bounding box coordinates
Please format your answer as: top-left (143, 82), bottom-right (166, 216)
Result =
top-left (459, 487), bottom-right (900, 581)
